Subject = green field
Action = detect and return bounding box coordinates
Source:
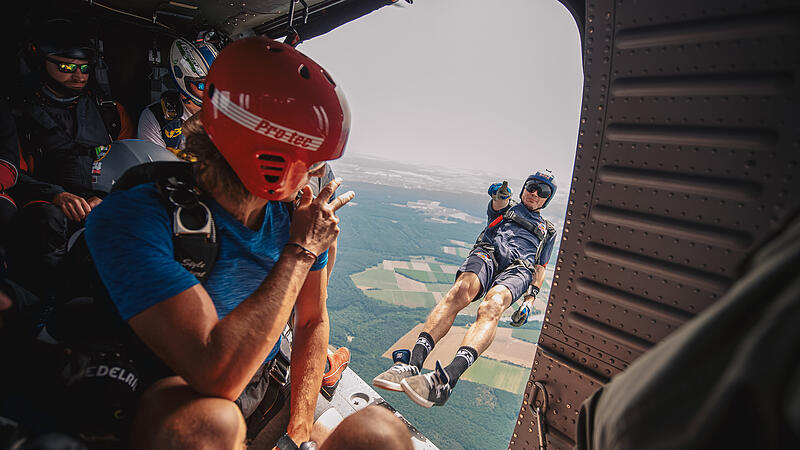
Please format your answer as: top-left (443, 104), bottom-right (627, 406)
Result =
top-left (365, 290), bottom-right (437, 308)
top-left (394, 267), bottom-right (454, 284)
top-left (461, 357), bottom-right (530, 395)
top-left (510, 324), bottom-right (543, 344)
top-left (349, 267), bottom-right (398, 290)
top-left (429, 282), bottom-right (454, 292)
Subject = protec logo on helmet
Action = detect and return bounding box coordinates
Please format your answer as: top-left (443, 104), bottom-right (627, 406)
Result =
top-left (202, 37), bottom-right (350, 201)
top-left (208, 89), bottom-right (323, 151)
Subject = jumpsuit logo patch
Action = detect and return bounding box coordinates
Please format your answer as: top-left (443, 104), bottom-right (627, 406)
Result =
top-left (164, 127), bottom-right (182, 139)
top-left (91, 145), bottom-right (111, 182)
top-left (478, 252), bottom-right (492, 265)
top-left (537, 222), bottom-right (547, 236)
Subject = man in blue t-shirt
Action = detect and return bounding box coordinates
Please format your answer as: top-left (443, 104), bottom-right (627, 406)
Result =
top-left (85, 37), bottom-right (354, 449)
top-left (373, 171), bottom-right (558, 408)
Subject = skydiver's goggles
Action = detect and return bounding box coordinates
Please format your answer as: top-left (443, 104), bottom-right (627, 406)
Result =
top-left (45, 56), bottom-right (91, 74)
top-left (186, 77), bottom-right (207, 93)
top-left (524, 180), bottom-right (552, 198)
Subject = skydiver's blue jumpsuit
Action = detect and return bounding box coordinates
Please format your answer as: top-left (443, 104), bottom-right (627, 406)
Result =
top-left (457, 200), bottom-right (557, 301)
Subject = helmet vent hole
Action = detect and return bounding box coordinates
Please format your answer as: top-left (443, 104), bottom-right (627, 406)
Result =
top-left (264, 174), bottom-right (280, 183)
top-left (268, 46), bottom-right (284, 53)
top-left (321, 69), bottom-right (336, 87)
top-left (257, 154), bottom-right (285, 163)
top-left (299, 65), bottom-right (311, 79)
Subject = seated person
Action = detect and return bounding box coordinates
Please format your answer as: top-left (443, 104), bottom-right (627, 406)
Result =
top-left (7, 18), bottom-right (133, 292)
top-left (137, 38), bottom-right (217, 159)
top-left (373, 172), bottom-right (558, 407)
top-left (0, 99), bottom-right (20, 257)
top-left (85, 37), bottom-right (353, 449)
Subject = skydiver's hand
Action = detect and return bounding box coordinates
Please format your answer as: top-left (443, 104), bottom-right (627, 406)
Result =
top-left (488, 181), bottom-right (512, 201)
top-left (289, 179), bottom-right (355, 257)
top-left (53, 192), bottom-right (92, 222)
top-left (511, 295), bottom-right (535, 327)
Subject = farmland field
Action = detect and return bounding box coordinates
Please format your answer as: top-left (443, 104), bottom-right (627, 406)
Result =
top-left (365, 290), bottom-right (437, 308)
top-left (461, 358), bottom-right (530, 394)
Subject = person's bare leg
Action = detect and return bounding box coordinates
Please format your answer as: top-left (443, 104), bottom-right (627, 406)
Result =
top-left (319, 406), bottom-right (412, 450)
top-left (130, 376), bottom-right (246, 450)
top-left (459, 284), bottom-right (514, 354)
top-left (422, 271), bottom-right (482, 341)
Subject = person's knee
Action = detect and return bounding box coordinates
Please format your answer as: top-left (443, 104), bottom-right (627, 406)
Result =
top-left (131, 377), bottom-right (246, 450)
top-left (321, 406), bottom-right (412, 450)
top-left (477, 287), bottom-right (510, 321)
top-left (447, 273), bottom-right (479, 306)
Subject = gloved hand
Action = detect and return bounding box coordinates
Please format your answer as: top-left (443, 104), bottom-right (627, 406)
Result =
top-left (511, 293), bottom-right (536, 327)
top-left (488, 181), bottom-right (512, 200)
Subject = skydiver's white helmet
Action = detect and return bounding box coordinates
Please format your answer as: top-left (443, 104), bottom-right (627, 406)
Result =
top-left (169, 38), bottom-right (217, 106)
top-left (91, 140), bottom-right (180, 193)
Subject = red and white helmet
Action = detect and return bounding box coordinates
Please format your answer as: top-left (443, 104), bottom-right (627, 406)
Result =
top-left (202, 37), bottom-right (350, 200)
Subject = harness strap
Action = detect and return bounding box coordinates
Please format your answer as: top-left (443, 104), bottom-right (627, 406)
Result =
top-left (96, 96), bottom-right (121, 141)
top-left (484, 207), bottom-right (555, 272)
top-left (156, 175), bottom-right (219, 282)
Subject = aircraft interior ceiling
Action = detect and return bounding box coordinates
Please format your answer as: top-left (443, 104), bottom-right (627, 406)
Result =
top-left (512, 0), bottom-right (800, 448)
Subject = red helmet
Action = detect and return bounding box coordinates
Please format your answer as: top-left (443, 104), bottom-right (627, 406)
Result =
top-left (202, 37), bottom-right (350, 200)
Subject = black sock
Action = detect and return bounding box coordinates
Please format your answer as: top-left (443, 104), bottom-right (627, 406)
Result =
top-left (409, 332), bottom-right (434, 369)
top-left (444, 346), bottom-right (478, 388)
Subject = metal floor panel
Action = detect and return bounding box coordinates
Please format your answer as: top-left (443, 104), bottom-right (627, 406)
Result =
top-left (512, 0), bottom-right (800, 448)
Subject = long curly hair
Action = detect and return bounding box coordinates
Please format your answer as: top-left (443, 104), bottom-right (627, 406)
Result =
top-left (182, 113), bottom-right (250, 203)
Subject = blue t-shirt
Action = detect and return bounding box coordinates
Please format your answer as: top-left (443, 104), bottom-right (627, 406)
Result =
top-left (483, 200), bottom-right (556, 269)
top-left (85, 183), bottom-right (328, 360)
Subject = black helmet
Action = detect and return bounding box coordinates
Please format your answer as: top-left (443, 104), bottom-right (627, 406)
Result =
top-left (34, 19), bottom-right (96, 61)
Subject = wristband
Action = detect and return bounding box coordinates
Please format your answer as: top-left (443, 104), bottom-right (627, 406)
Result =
top-left (529, 285), bottom-right (540, 298)
top-left (276, 433), bottom-right (298, 450)
top-left (276, 433), bottom-right (317, 450)
top-left (286, 242), bottom-right (318, 263)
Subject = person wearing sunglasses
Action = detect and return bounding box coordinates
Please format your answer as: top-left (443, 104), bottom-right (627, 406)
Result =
top-left (5, 18), bottom-right (134, 297)
top-left (138, 38), bottom-right (217, 158)
top-left (373, 170), bottom-right (559, 408)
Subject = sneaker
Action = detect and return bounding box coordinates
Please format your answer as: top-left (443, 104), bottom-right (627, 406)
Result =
top-left (400, 360), bottom-right (452, 408)
top-left (321, 347), bottom-right (350, 400)
top-left (372, 349), bottom-right (419, 392)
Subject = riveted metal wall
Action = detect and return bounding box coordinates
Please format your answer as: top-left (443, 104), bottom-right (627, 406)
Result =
top-left (511, 0), bottom-right (800, 448)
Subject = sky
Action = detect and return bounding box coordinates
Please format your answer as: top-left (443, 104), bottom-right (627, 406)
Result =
top-left (298, 0), bottom-right (584, 187)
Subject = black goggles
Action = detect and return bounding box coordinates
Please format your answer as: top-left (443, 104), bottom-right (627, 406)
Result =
top-left (524, 180), bottom-right (552, 198)
top-left (46, 56), bottom-right (91, 74)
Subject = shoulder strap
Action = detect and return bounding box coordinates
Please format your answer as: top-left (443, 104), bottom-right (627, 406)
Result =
top-left (503, 209), bottom-right (546, 242)
top-left (95, 93), bottom-right (121, 140)
top-left (156, 175), bottom-right (219, 283)
top-left (110, 160), bottom-right (218, 281)
top-left (148, 102), bottom-right (170, 130)
top-left (534, 219), bottom-right (557, 265)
